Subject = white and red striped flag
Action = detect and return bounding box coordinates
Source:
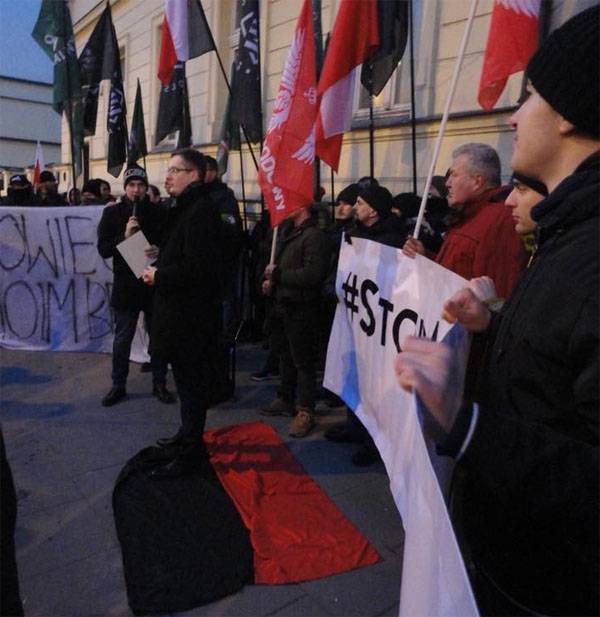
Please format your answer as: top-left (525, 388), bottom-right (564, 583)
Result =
top-left (478, 0), bottom-right (540, 111)
top-left (33, 141), bottom-right (44, 187)
top-left (258, 0), bottom-right (317, 228)
top-left (315, 0), bottom-right (379, 171)
top-left (158, 0), bottom-right (214, 86)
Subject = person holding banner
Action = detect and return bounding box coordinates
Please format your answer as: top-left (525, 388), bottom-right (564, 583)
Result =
top-left (396, 6), bottom-right (599, 614)
top-left (403, 143), bottom-right (526, 298)
top-left (97, 165), bottom-right (174, 407)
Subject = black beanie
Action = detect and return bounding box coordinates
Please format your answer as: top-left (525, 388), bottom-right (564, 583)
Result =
top-left (527, 5), bottom-right (599, 138)
top-left (123, 165), bottom-right (148, 188)
top-left (512, 172), bottom-right (548, 196)
top-left (359, 185), bottom-right (393, 218)
top-left (336, 183), bottom-right (360, 205)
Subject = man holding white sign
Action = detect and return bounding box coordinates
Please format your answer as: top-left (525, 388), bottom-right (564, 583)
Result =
top-left (397, 7), bottom-right (599, 615)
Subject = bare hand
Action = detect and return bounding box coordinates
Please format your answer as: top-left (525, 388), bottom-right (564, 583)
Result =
top-left (142, 265), bottom-right (156, 286)
top-left (402, 236), bottom-right (425, 259)
top-left (264, 264), bottom-right (277, 279)
top-left (442, 287), bottom-right (491, 332)
top-left (125, 216), bottom-right (139, 238)
top-left (106, 200), bottom-right (117, 208)
top-left (262, 279), bottom-right (272, 295)
top-left (395, 334), bottom-right (468, 441)
top-left (468, 276), bottom-right (497, 302)
top-left (144, 244), bottom-right (159, 260)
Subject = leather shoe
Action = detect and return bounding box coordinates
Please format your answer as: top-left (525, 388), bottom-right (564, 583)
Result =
top-left (101, 386), bottom-right (126, 407)
top-left (153, 383), bottom-right (176, 404)
top-left (324, 422), bottom-right (366, 444)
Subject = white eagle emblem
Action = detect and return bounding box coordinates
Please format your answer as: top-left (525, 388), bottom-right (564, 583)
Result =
top-left (498, 0), bottom-right (540, 18)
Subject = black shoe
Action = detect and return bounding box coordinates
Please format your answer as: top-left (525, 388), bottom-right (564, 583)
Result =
top-left (102, 386), bottom-right (126, 407)
top-left (351, 443), bottom-right (381, 467)
top-left (153, 383), bottom-right (176, 404)
top-left (325, 422), bottom-right (366, 444)
top-left (250, 370), bottom-right (278, 382)
top-left (140, 362), bottom-right (152, 373)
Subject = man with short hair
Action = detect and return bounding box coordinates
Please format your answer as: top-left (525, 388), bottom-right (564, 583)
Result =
top-left (97, 164), bottom-right (174, 407)
top-left (142, 149), bottom-right (224, 475)
top-left (396, 7), bottom-right (599, 614)
top-left (403, 143), bottom-right (525, 298)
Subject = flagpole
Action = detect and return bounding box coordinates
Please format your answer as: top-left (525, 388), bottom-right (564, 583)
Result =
top-left (412, 0), bottom-right (478, 240)
top-left (330, 168), bottom-right (335, 219)
top-left (409, 0), bottom-right (418, 195)
top-left (368, 80), bottom-right (375, 180)
top-left (312, 0), bottom-right (324, 201)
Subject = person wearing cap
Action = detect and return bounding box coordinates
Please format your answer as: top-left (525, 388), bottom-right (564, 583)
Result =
top-left (34, 170), bottom-right (66, 206)
top-left (80, 179), bottom-right (104, 205)
top-left (97, 164), bottom-right (175, 407)
top-left (403, 143), bottom-right (526, 299)
top-left (395, 6), bottom-right (599, 615)
top-left (260, 203), bottom-right (331, 438)
top-left (1, 174), bottom-right (35, 206)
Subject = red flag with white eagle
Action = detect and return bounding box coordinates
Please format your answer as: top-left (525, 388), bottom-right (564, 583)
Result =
top-left (258, 0), bottom-right (317, 228)
top-left (33, 141), bottom-right (44, 188)
top-left (158, 0), bottom-right (214, 86)
top-left (315, 0), bottom-right (379, 171)
top-left (478, 0), bottom-right (540, 111)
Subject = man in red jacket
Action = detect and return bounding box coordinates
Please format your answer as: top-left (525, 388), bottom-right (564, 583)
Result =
top-left (403, 143), bottom-right (525, 298)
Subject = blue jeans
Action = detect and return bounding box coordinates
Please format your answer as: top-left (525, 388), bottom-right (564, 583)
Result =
top-left (111, 307), bottom-right (167, 388)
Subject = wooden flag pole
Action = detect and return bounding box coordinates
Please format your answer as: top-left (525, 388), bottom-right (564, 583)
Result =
top-left (413, 0), bottom-right (478, 239)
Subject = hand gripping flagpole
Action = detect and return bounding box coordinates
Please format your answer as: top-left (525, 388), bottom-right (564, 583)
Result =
top-left (412, 0), bottom-right (478, 239)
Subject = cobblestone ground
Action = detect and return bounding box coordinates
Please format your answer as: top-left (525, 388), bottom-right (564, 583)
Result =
top-left (0, 344), bottom-right (404, 617)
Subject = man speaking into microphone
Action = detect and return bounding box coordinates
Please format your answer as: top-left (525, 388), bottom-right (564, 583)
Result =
top-left (97, 164), bottom-right (175, 407)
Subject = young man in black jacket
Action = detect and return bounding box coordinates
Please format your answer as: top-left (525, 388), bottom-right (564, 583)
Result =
top-left (142, 149), bottom-right (224, 476)
top-left (97, 165), bottom-right (174, 407)
top-left (396, 7), bottom-right (599, 615)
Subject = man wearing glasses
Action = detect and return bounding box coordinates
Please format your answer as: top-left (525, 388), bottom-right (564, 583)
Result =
top-left (142, 149), bottom-right (224, 476)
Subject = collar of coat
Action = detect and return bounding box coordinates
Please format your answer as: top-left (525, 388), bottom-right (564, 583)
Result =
top-left (174, 180), bottom-right (211, 209)
top-left (532, 149), bottom-right (600, 245)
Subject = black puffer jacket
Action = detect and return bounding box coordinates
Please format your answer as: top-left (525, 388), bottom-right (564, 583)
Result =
top-left (97, 196), bottom-right (165, 311)
top-left (271, 216), bottom-right (330, 304)
top-left (461, 151), bottom-right (599, 616)
top-left (151, 181), bottom-right (223, 362)
top-left (348, 215), bottom-right (406, 249)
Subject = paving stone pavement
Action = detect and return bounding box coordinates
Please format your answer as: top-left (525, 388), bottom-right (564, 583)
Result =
top-left (0, 344), bottom-right (404, 617)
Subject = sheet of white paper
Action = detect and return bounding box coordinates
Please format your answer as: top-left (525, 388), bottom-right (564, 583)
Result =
top-left (116, 230), bottom-right (152, 279)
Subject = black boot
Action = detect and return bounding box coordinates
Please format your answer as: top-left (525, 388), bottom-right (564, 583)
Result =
top-left (150, 441), bottom-right (208, 478)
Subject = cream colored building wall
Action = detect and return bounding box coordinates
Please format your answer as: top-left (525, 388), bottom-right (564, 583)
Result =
top-left (62, 0), bottom-right (582, 199)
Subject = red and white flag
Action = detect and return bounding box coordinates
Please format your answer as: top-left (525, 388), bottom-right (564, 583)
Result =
top-left (315, 0), bottom-right (379, 171)
top-left (478, 0), bottom-right (540, 111)
top-left (258, 0), bottom-right (317, 228)
top-left (33, 141), bottom-right (44, 187)
top-left (158, 0), bottom-right (214, 86)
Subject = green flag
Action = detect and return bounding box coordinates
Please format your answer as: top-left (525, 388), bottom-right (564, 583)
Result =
top-left (32, 0), bottom-right (83, 176)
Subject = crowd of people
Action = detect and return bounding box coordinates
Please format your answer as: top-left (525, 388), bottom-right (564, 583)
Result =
top-left (1, 5), bottom-right (597, 616)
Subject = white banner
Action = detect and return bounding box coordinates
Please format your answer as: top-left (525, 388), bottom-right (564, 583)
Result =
top-left (0, 205), bottom-right (148, 361)
top-left (324, 237), bottom-right (479, 617)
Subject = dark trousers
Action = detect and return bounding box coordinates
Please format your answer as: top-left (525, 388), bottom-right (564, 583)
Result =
top-left (270, 302), bottom-right (319, 409)
top-left (112, 307), bottom-right (167, 388)
top-left (170, 358), bottom-right (208, 441)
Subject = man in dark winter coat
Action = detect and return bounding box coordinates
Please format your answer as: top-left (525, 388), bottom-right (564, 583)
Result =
top-left (142, 149), bottom-right (224, 476)
top-left (396, 7), bottom-right (599, 615)
top-left (260, 205), bottom-right (330, 438)
top-left (1, 174), bottom-right (35, 206)
top-left (203, 155), bottom-right (244, 336)
top-left (33, 171), bottom-right (67, 206)
top-left (97, 165), bottom-right (174, 407)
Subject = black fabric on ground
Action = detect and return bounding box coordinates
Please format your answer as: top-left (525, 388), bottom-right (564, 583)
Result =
top-left (113, 446), bottom-right (254, 616)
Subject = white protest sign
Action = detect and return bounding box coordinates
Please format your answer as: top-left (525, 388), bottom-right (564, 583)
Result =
top-left (324, 237), bottom-right (479, 617)
top-left (0, 205), bottom-right (148, 362)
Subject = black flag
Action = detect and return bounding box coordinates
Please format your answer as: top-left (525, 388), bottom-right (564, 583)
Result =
top-left (177, 77), bottom-right (192, 149)
top-left (155, 62), bottom-right (187, 146)
top-left (216, 64), bottom-right (241, 176)
top-left (128, 79), bottom-right (148, 165)
top-left (231, 0), bottom-right (262, 143)
top-left (360, 0), bottom-right (409, 96)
